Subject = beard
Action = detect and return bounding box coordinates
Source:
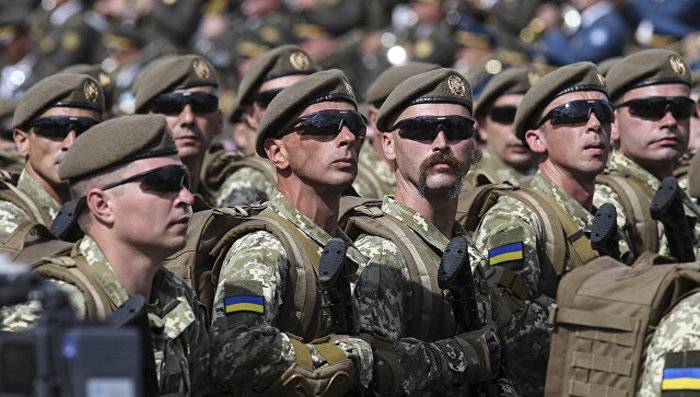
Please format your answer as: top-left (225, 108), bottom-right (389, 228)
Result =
top-left (417, 150), bottom-right (470, 198)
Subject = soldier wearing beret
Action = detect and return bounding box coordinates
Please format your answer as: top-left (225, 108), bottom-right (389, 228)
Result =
top-left (466, 67), bottom-right (538, 188)
top-left (0, 98), bottom-right (22, 178)
top-left (593, 49), bottom-right (698, 260)
top-left (133, 54), bottom-right (223, 207)
top-left (674, 70), bottom-right (700, 196)
top-left (472, 62), bottom-right (615, 396)
top-left (210, 69), bottom-right (374, 395)
top-left (347, 68), bottom-right (515, 395)
top-left (356, 62), bottom-right (440, 199)
top-left (0, 73), bottom-right (103, 235)
top-left (214, 45), bottom-right (319, 207)
top-left (60, 64), bottom-right (115, 117)
top-left (1, 114), bottom-right (212, 395)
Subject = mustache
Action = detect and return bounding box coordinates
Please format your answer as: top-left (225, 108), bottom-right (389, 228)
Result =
top-left (418, 151), bottom-right (463, 174)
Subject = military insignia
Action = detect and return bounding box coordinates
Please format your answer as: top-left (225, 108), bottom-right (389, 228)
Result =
top-left (342, 79), bottom-right (354, 97)
top-left (83, 80), bottom-right (100, 103)
top-left (488, 242), bottom-right (524, 266)
top-left (193, 58), bottom-right (211, 79)
top-left (670, 55), bottom-right (686, 76)
top-left (62, 31), bottom-right (81, 50)
top-left (289, 51), bottom-right (310, 71)
top-left (528, 71), bottom-right (541, 86)
top-left (224, 283), bottom-right (264, 315)
top-left (661, 351), bottom-right (700, 392)
top-left (414, 39), bottom-right (434, 59)
top-left (447, 74), bottom-right (467, 97)
top-left (98, 72), bottom-right (111, 87)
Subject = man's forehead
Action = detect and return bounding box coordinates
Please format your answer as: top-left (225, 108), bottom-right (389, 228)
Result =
top-left (542, 90), bottom-right (608, 114)
top-left (173, 85), bottom-right (217, 95)
top-left (493, 94), bottom-right (524, 107)
top-left (298, 101), bottom-right (356, 116)
top-left (259, 74), bottom-right (308, 93)
top-left (37, 106), bottom-right (101, 119)
top-left (620, 83), bottom-right (690, 102)
top-left (396, 102), bottom-right (470, 120)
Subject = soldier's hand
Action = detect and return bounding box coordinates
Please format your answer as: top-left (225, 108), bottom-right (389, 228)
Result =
top-left (452, 324), bottom-right (504, 383)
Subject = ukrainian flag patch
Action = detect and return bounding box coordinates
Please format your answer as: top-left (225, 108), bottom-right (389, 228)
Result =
top-left (662, 351), bottom-right (700, 394)
top-left (224, 295), bottom-right (264, 314)
top-left (488, 242), bottom-right (524, 266)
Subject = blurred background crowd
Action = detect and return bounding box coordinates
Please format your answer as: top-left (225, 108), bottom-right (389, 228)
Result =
top-left (1, 0), bottom-right (700, 148)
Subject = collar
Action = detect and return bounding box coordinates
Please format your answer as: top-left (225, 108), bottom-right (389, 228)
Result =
top-left (581, 1), bottom-right (613, 27)
top-left (607, 151), bottom-right (661, 193)
top-left (78, 236), bottom-right (130, 308)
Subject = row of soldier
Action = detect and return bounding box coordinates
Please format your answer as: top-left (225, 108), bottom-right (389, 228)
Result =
top-left (0, 43), bottom-right (699, 396)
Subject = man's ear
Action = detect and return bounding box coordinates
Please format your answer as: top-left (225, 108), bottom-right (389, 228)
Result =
top-left (524, 128), bottom-right (547, 154)
top-left (13, 128), bottom-right (29, 159)
top-left (265, 137), bottom-right (289, 170)
top-left (382, 131), bottom-right (397, 162)
top-left (367, 106), bottom-right (378, 128)
top-left (85, 188), bottom-right (115, 226)
top-left (610, 117), bottom-right (621, 143)
top-left (476, 117), bottom-right (488, 143)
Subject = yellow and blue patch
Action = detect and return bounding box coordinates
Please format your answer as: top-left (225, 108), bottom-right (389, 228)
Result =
top-left (224, 295), bottom-right (264, 314)
top-left (488, 242), bottom-right (524, 266)
top-left (662, 368), bottom-right (700, 390)
top-left (662, 351), bottom-right (700, 395)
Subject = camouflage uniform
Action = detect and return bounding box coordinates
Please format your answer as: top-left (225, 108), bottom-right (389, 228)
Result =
top-left (465, 149), bottom-right (530, 188)
top-left (594, 151), bottom-right (678, 257)
top-left (473, 171), bottom-right (594, 396)
top-left (0, 169), bottom-right (60, 234)
top-left (214, 162), bottom-right (277, 207)
top-left (352, 142), bottom-right (395, 198)
top-left (1, 236), bottom-right (212, 395)
top-left (637, 291), bottom-right (700, 396)
top-left (211, 191), bottom-right (374, 394)
top-left (352, 196), bottom-right (516, 395)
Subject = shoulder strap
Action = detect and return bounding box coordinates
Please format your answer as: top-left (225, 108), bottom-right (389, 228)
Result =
top-left (0, 180), bottom-right (52, 226)
top-left (232, 156), bottom-right (277, 185)
top-left (596, 173), bottom-right (658, 254)
top-left (457, 183), bottom-right (514, 231)
top-left (34, 253), bottom-right (114, 320)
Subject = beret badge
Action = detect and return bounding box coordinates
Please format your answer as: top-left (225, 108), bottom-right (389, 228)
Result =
top-left (193, 58), bottom-right (211, 79)
top-left (670, 56), bottom-right (686, 76)
top-left (448, 74), bottom-right (467, 97)
top-left (83, 80), bottom-right (100, 103)
top-left (289, 51), bottom-right (311, 71)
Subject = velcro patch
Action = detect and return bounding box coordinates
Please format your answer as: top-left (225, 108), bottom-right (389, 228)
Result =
top-left (488, 242), bottom-right (524, 266)
top-left (662, 351), bottom-right (700, 395)
top-left (224, 282), bottom-right (264, 315)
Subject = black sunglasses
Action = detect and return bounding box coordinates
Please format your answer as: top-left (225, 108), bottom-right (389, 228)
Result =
top-left (281, 110), bottom-right (367, 139)
top-left (615, 96), bottom-right (695, 120)
top-left (253, 88), bottom-right (284, 107)
top-left (538, 99), bottom-right (614, 127)
top-left (29, 116), bottom-right (99, 138)
top-left (101, 165), bottom-right (189, 194)
top-left (148, 91), bottom-right (219, 115)
top-left (390, 115), bottom-right (476, 141)
top-left (488, 105), bottom-right (518, 124)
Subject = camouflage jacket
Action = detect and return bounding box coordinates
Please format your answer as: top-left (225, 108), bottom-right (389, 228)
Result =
top-left (352, 196), bottom-right (517, 396)
top-left (1, 237), bottom-right (212, 396)
top-left (352, 142), bottom-right (395, 198)
top-left (214, 160), bottom-right (277, 207)
top-left (210, 191), bottom-right (374, 395)
top-left (464, 150), bottom-right (530, 188)
top-left (638, 291), bottom-right (700, 396)
top-left (0, 169), bottom-right (60, 235)
top-left (473, 171), bottom-right (594, 396)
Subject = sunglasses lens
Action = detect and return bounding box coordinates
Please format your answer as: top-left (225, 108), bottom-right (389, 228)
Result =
top-left (395, 116), bottom-right (475, 140)
top-left (625, 97), bottom-right (694, 120)
top-left (188, 93), bottom-right (219, 113)
top-left (295, 111), bottom-right (366, 138)
top-left (547, 100), bottom-right (613, 126)
top-left (150, 92), bottom-right (219, 115)
top-left (141, 166), bottom-right (189, 193)
top-left (489, 106), bottom-right (517, 124)
top-left (255, 89), bottom-right (283, 107)
top-left (31, 117), bottom-right (98, 137)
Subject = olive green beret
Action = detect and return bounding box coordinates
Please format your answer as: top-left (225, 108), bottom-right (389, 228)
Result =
top-left (514, 62), bottom-right (607, 141)
top-left (59, 114), bottom-right (178, 183)
top-left (606, 49), bottom-right (691, 101)
top-left (61, 64), bottom-right (114, 109)
top-left (0, 99), bottom-right (17, 121)
top-left (365, 62), bottom-right (440, 107)
top-left (597, 56), bottom-right (623, 77)
top-left (229, 45), bottom-right (319, 123)
top-left (133, 55), bottom-right (218, 113)
top-left (474, 67), bottom-right (540, 119)
top-left (376, 68), bottom-right (473, 133)
top-left (12, 73), bottom-right (104, 129)
top-left (256, 69), bottom-right (357, 158)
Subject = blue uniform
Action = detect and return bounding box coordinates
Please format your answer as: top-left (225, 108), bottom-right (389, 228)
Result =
top-left (542, 3), bottom-right (626, 66)
top-left (625, 0), bottom-right (700, 39)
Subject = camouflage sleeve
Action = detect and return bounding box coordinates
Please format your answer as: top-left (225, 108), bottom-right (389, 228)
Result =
top-left (473, 196), bottom-right (553, 395)
top-left (637, 292), bottom-right (700, 396)
top-left (593, 184), bottom-right (639, 260)
top-left (211, 231), bottom-right (373, 393)
top-left (215, 168), bottom-right (276, 207)
top-left (1, 279), bottom-right (86, 331)
top-left (181, 283), bottom-right (214, 396)
top-left (0, 200), bottom-right (30, 235)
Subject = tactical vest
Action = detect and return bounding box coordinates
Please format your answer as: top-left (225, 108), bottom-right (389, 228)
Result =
top-left (163, 205), bottom-right (334, 342)
top-left (0, 180), bottom-right (53, 227)
top-left (595, 172), bottom-right (658, 255)
top-left (200, 147), bottom-right (276, 194)
top-left (545, 253), bottom-right (700, 397)
top-left (456, 183), bottom-right (599, 307)
top-left (341, 196), bottom-right (462, 341)
top-left (0, 221), bottom-right (114, 319)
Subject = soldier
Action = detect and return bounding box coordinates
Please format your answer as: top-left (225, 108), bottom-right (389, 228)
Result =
top-left (594, 49), bottom-right (696, 259)
top-left (467, 67), bottom-right (538, 188)
top-left (358, 61), bottom-right (440, 198)
top-left (0, 98), bottom-right (22, 178)
top-left (348, 68), bottom-right (514, 395)
top-left (537, 0), bottom-right (626, 65)
top-left (60, 64), bottom-right (115, 118)
top-left (472, 62), bottom-right (613, 396)
top-left (1, 114), bottom-right (211, 395)
top-left (215, 45), bottom-right (319, 206)
top-left (133, 54), bottom-right (223, 207)
top-left (210, 70), bottom-right (374, 395)
top-left (0, 73), bottom-right (103, 234)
